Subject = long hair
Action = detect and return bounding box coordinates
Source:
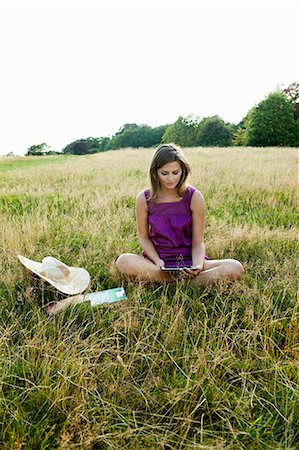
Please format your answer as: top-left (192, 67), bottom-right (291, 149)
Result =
top-left (149, 143), bottom-right (191, 201)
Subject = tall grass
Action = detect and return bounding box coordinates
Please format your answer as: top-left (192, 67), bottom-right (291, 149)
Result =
top-left (0, 147), bottom-right (298, 449)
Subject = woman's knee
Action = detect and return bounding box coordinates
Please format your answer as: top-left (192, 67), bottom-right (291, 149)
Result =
top-left (226, 259), bottom-right (244, 280)
top-left (115, 254), bottom-right (131, 274)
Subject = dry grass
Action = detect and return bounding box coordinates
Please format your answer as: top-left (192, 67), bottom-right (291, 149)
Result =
top-left (0, 147), bottom-right (298, 449)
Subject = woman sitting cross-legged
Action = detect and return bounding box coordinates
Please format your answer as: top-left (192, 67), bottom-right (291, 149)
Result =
top-left (116, 143), bottom-right (244, 285)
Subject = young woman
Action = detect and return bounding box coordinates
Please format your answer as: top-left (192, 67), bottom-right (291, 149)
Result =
top-left (116, 144), bottom-right (243, 285)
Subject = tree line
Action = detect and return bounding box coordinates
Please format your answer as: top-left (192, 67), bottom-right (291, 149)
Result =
top-left (25, 83), bottom-right (299, 156)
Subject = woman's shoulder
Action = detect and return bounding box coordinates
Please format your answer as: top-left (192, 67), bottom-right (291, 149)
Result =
top-left (137, 189), bottom-right (149, 199)
top-left (185, 185), bottom-right (203, 198)
top-left (136, 189), bottom-right (150, 207)
top-left (187, 186), bottom-right (204, 209)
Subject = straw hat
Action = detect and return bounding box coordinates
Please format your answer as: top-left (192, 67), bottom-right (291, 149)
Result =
top-left (17, 255), bottom-right (90, 295)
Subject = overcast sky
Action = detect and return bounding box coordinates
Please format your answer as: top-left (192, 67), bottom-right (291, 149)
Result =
top-left (0, 0), bottom-right (298, 156)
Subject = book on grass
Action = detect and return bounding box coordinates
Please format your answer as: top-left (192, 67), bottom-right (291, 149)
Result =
top-left (85, 287), bottom-right (127, 306)
top-left (44, 287), bottom-right (127, 315)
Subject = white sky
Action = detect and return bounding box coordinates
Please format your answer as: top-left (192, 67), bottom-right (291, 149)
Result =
top-left (0, 0), bottom-right (298, 156)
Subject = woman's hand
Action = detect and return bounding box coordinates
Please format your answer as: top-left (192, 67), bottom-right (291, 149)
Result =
top-left (182, 265), bottom-right (203, 278)
top-left (156, 259), bottom-right (165, 269)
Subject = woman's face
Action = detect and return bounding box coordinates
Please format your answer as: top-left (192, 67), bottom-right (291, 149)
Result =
top-left (157, 161), bottom-right (182, 190)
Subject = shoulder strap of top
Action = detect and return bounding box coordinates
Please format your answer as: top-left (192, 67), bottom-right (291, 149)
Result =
top-left (144, 189), bottom-right (150, 200)
top-left (144, 189), bottom-right (152, 210)
top-left (188, 185), bottom-right (196, 196)
top-left (185, 185), bottom-right (196, 200)
top-left (182, 186), bottom-right (196, 209)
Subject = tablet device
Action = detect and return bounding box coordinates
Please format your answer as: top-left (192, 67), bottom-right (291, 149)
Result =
top-left (161, 267), bottom-right (190, 271)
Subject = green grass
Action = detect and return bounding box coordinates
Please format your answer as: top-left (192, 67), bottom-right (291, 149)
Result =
top-left (0, 147), bottom-right (298, 449)
top-left (0, 154), bottom-right (75, 172)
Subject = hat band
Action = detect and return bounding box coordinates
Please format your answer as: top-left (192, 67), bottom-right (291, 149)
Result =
top-left (40, 264), bottom-right (70, 281)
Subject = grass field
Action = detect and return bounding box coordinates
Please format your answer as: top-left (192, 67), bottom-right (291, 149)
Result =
top-left (0, 147), bottom-right (298, 449)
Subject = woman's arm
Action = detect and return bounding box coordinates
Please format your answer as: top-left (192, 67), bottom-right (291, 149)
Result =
top-left (136, 191), bottom-right (165, 268)
top-left (190, 190), bottom-right (206, 271)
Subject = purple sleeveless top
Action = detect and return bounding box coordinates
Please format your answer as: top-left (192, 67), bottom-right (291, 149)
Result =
top-left (143, 186), bottom-right (197, 268)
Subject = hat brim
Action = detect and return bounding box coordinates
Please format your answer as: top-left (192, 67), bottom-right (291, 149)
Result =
top-left (18, 255), bottom-right (90, 295)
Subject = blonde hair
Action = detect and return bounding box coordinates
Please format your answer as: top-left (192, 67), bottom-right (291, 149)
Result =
top-left (149, 144), bottom-right (191, 201)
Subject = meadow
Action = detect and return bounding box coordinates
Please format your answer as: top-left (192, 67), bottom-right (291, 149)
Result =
top-left (0, 147), bottom-right (298, 450)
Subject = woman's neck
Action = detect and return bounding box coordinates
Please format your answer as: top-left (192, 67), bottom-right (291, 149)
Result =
top-left (158, 186), bottom-right (179, 198)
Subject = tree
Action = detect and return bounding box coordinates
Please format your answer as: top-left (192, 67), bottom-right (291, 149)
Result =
top-left (233, 126), bottom-right (248, 146)
top-left (196, 116), bottom-right (234, 147)
top-left (108, 123), bottom-right (167, 150)
top-left (162, 116), bottom-right (199, 147)
top-left (278, 82), bottom-right (299, 120)
top-left (233, 111), bottom-right (253, 146)
top-left (295, 119), bottom-right (299, 147)
top-left (279, 82), bottom-right (299, 103)
top-left (97, 137), bottom-right (111, 151)
top-left (108, 123), bottom-right (145, 149)
top-left (246, 92), bottom-right (297, 147)
top-left (25, 143), bottom-right (50, 156)
top-left (62, 137), bottom-right (109, 155)
top-left (148, 125), bottom-right (169, 146)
